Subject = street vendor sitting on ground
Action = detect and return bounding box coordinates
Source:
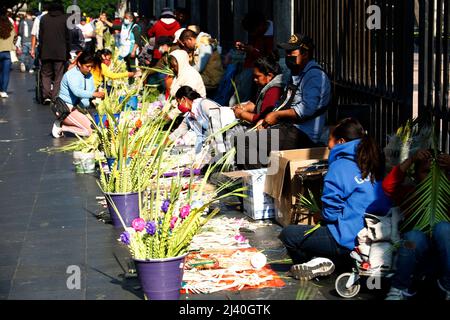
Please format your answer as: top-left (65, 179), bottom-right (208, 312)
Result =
top-left (383, 150), bottom-right (450, 300)
top-left (232, 53), bottom-right (284, 125)
top-left (279, 118), bottom-right (392, 281)
top-left (168, 86), bottom-right (219, 154)
top-left (233, 34), bottom-right (331, 170)
top-left (165, 49), bottom-right (207, 120)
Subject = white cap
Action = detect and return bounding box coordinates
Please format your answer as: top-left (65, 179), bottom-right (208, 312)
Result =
top-left (173, 28), bottom-right (186, 43)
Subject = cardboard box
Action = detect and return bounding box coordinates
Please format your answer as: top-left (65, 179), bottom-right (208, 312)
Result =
top-left (223, 169), bottom-right (276, 220)
top-left (264, 148), bottom-right (329, 227)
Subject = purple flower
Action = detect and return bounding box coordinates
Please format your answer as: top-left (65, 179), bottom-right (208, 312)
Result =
top-left (120, 232), bottom-right (131, 245)
top-left (180, 205), bottom-right (191, 220)
top-left (145, 221), bottom-right (157, 236)
top-left (132, 218), bottom-right (146, 232)
top-left (170, 216), bottom-right (178, 230)
top-left (161, 199), bottom-right (171, 213)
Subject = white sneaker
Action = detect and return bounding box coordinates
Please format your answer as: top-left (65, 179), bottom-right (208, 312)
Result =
top-left (20, 63), bottom-right (26, 73)
top-left (29, 69), bottom-right (34, 74)
top-left (0, 92), bottom-right (8, 98)
top-left (385, 287), bottom-right (415, 300)
top-left (290, 258), bottom-right (335, 281)
top-left (52, 121), bottom-right (64, 139)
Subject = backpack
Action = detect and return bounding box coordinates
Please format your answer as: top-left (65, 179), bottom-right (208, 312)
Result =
top-left (51, 97), bottom-right (71, 121)
top-left (70, 27), bottom-right (85, 51)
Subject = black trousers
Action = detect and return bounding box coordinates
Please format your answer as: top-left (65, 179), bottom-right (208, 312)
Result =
top-left (233, 123), bottom-right (319, 170)
top-left (41, 60), bottom-right (66, 101)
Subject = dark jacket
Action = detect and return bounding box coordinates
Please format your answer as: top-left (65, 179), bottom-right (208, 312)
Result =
top-left (19, 19), bottom-right (34, 43)
top-left (39, 10), bottom-right (70, 61)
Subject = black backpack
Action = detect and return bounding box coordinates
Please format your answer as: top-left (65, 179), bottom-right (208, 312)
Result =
top-left (70, 27), bottom-right (85, 51)
top-left (51, 97), bottom-right (71, 121)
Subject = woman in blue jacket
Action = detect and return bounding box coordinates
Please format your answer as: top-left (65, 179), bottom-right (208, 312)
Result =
top-left (51, 52), bottom-right (105, 138)
top-left (279, 118), bottom-right (392, 281)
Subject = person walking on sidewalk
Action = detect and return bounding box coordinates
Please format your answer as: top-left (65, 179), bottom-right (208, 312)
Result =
top-left (38, 2), bottom-right (70, 104)
top-left (95, 12), bottom-right (113, 51)
top-left (17, 11), bottom-right (34, 73)
top-left (118, 12), bottom-right (142, 75)
top-left (78, 16), bottom-right (95, 54)
top-left (52, 52), bottom-right (105, 138)
top-left (0, 14), bottom-right (17, 98)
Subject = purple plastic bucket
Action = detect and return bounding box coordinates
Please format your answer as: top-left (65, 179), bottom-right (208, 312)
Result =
top-left (134, 255), bottom-right (187, 300)
top-left (105, 192), bottom-right (140, 229)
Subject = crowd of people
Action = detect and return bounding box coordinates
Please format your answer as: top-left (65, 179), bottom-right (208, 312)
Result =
top-left (1, 2), bottom-right (449, 301)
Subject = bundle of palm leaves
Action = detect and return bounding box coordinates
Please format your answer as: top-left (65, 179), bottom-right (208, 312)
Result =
top-left (401, 157), bottom-right (450, 234)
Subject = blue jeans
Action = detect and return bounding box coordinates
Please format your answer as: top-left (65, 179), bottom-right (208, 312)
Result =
top-left (279, 225), bottom-right (351, 265)
top-left (0, 51), bottom-right (12, 92)
top-left (392, 222), bottom-right (450, 291)
top-left (19, 42), bottom-right (34, 70)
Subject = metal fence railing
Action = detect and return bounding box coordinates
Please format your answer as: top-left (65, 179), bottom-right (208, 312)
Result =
top-left (294, 0), bottom-right (449, 152)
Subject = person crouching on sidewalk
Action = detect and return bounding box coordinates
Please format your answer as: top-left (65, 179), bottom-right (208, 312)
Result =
top-left (51, 52), bottom-right (105, 138)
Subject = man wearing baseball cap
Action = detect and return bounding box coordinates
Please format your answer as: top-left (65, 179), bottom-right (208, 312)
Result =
top-left (234, 33), bottom-right (331, 169)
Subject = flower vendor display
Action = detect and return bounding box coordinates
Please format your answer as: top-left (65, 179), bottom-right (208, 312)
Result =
top-left (113, 152), bottom-right (246, 300)
top-left (98, 109), bottom-right (177, 228)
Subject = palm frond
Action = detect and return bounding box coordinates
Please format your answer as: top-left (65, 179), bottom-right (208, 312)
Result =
top-left (401, 161), bottom-right (450, 234)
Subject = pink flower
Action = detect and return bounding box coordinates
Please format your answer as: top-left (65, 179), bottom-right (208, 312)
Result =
top-left (180, 205), bottom-right (191, 220)
top-left (170, 216), bottom-right (178, 230)
top-left (235, 235), bottom-right (247, 243)
top-left (132, 218), bottom-right (146, 232)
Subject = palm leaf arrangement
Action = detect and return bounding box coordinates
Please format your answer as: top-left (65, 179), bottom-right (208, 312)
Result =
top-left (114, 151), bottom-right (247, 260)
top-left (97, 110), bottom-right (176, 194)
top-left (401, 158), bottom-right (450, 234)
top-left (398, 118), bottom-right (449, 235)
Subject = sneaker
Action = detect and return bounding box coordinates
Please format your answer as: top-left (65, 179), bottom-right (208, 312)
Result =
top-left (385, 287), bottom-right (414, 300)
top-left (0, 92), bottom-right (8, 98)
top-left (52, 121), bottom-right (64, 139)
top-left (290, 258), bottom-right (335, 281)
top-left (437, 280), bottom-right (450, 300)
top-left (20, 63), bottom-right (26, 73)
top-left (29, 69), bottom-right (34, 74)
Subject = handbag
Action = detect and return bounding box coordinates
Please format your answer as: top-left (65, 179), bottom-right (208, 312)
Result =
top-left (51, 97), bottom-right (71, 121)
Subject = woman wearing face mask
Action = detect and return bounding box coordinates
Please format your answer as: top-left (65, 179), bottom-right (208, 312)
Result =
top-left (119, 12), bottom-right (142, 73)
top-left (91, 49), bottom-right (137, 88)
top-left (51, 52), bottom-right (105, 138)
top-left (232, 53), bottom-right (283, 124)
top-left (168, 86), bottom-right (218, 154)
